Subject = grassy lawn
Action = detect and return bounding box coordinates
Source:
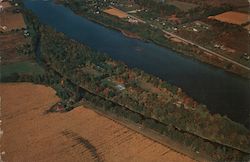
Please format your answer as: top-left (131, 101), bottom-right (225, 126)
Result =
top-left (0, 61), bottom-right (44, 79)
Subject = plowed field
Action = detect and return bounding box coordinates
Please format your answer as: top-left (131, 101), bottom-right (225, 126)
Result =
top-left (0, 83), bottom-right (195, 162)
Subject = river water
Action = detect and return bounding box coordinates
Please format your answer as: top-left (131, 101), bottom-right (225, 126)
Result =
top-left (23, 0), bottom-right (250, 127)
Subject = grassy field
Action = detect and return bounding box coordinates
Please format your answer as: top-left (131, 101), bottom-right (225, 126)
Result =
top-left (0, 32), bottom-right (31, 64)
top-left (173, 0), bottom-right (249, 7)
top-left (237, 7), bottom-right (250, 14)
top-left (0, 61), bottom-right (44, 79)
top-left (165, 0), bottom-right (198, 12)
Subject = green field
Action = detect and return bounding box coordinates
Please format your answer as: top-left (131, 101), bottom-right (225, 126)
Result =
top-left (0, 61), bottom-right (44, 79)
top-left (165, 0), bottom-right (198, 12)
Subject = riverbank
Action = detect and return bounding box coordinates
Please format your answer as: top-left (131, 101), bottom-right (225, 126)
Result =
top-left (120, 29), bottom-right (142, 40)
top-left (67, 9), bottom-right (144, 41)
top-left (59, 0), bottom-right (249, 79)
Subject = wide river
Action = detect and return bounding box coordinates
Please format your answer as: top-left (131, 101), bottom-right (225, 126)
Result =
top-left (23, 0), bottom-right (250, 127)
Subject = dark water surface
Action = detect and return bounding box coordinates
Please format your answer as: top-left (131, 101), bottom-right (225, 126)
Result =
top-left (23, 0), bottom-right (250, 127)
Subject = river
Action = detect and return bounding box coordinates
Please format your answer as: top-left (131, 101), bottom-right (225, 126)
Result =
top-left (23, 0), bottom-right (250, 128)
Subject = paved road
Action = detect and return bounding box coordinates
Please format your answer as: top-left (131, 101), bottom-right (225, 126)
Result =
top-left (122, 7), bottom-right (250, 71)
top-left (162, 30), bottom-right (250, 71)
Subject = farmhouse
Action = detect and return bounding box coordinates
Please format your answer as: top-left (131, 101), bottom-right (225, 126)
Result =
top-left (128, 17), bottom-right (138, 23)
top-left (115, 84), bottom-right (126, 91)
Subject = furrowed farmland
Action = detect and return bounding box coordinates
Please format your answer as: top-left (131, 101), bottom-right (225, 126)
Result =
top-left (1, 83), bottom-right (195, 162)
top-left (209, 11), bottom-right (249, 25)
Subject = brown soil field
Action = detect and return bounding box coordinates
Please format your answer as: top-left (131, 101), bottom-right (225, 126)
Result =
top-left (0, 83), bottom-right (195, 162)
top-left (1, 1), bottom-right (12, 9)
top-left (0, 12), bottom-right (26, 32)
top-left (0, 32), bottom-right (29, 64)
top-left (209, 11), bottom-right (249, 25)
top-left (103, 7), bottom-right (128, 19)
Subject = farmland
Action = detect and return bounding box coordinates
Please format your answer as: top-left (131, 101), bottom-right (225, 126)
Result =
top-left (104, 6), bottom-right (128, 18)
top-left (58, 0), bottom-right (250, 78)
top-left (0, 61), bottom-right (44, 80)
top-left (1, 1), bottom-right (11, 9)
top-left (0, 1), bottom-right (43, 82)
top-left (0, 31), bottom-right (43, 82)
top-left (0, 12), bottom-right (26, 32)
top-left (173, 19), bottom-right (250, 68)
top-left (165, 0), bottom-right (198, 12)
top-left (0, 32), bottom-right (30, 64)
top-left (176, 0), bottom-right (249, 7)
top-left (1, 83), bottom-right (195, 162)
top-left (209, 11), bottom-right (249, 25)
top-left (0, 2), bottom-right (31, 62)
top-left (1, 1), bottom-right (250, 161)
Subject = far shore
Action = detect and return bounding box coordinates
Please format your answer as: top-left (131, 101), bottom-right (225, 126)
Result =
top-left (66, 6), bottom-right (250, 79)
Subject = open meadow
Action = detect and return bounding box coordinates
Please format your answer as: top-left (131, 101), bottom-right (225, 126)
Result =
top-left (0, 61), bottom-right (44, 79)
top-left (0, 32), bottom-right (29, 64)
top-left (165, 0), bottom-right (198, 12)
top-left (176, 0), bottom-right (249, 7)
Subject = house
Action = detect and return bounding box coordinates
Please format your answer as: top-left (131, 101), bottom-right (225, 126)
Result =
top-left (243, 53), bottom-right (250, 60)
top-left (24, 29), bottom-right (30, 37)
top-left (193, 28), bottom-right (198, 32)
top-left (115, 84), bottom-right (125, 91)
top-left (128, 18), bottom-right (138, 24)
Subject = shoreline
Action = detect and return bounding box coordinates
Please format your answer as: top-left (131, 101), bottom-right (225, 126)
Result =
top-left (71, 10), bottom-right (250, 79)
top-left (120, 29), bottom-right (142, 40)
